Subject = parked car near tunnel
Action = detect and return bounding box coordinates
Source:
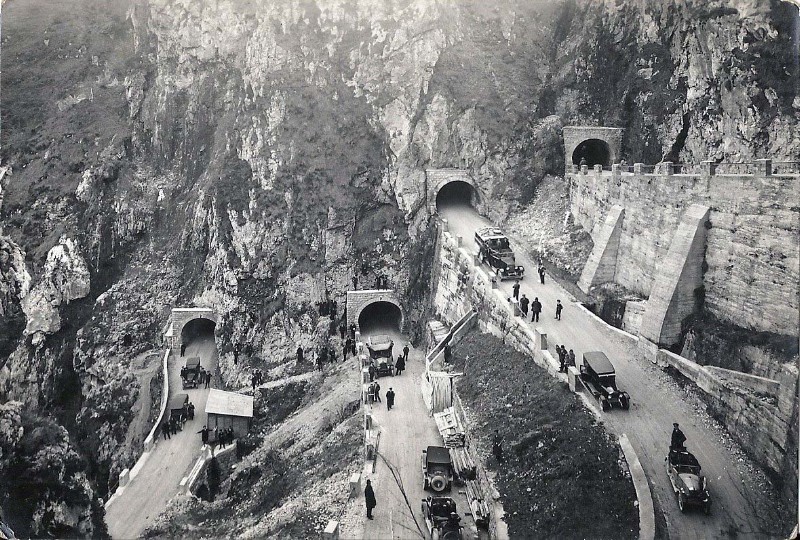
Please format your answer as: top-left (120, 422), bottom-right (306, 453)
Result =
top-left (474, 226), bottom-right (524, 280)
top-left (367, 334), bottom-right (395, 377)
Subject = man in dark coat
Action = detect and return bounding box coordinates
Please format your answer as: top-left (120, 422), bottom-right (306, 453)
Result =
top-left (162, 422), bottom-right (171, 440)
top-left (350, 324), bottom-right (357, 339)
top-left (568, 349), bottom-right (576, 368)
top-left (531, 297), bottom-right (542, 322)
top-left (339, 323), bottom-right (347, 339)
top-left (364, 479), bottom-right (377, 519)
top-left (555, 300), bottom-right (563, 320)
top-left (329, 347), bottom-right (337, 364)
top-left (368, 364), bottom-right (376, 382)
top-left (251, 372), bottom-right (258, 391)
top-left (512, 281), bottom-right (520, 300)
top-left (395, 355), bottom-right (405, 376)
top-left (180, 342), bottom-right (186, 356)
top-left (198, 426), bottom-right (209, 445)
top-left (557, 345), bottom-right (566, 372)
top-left (538, 264), bottom-right (546, 285)
top-left (297, 345), bottom-right (304, 363)
top-left (443, 344), bottom-right (452, 364)
top-left (205, 372), bottom-right (212, 389)
top-left (386, 388), bottom-right (395, 410)
top-left (519, 294), bottom-right (530, 319)
top-left (671, 423), bottom-right (687, 451)
top-left (352, 275), bottom-right (358, 290)
top-left (403, 344), bottom-right (410, 362)
top-left (343, 342), bottom-right (349, 360)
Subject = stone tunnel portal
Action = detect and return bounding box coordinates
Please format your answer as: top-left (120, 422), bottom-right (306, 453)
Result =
top-left (357, 301), bottom-right (403, 334)
top-left (180, 317), bottom-right (216, 349)
top-left (572, 138), bottom-right (612, 167)
top-left (435, 180), bottom-right (479, 212)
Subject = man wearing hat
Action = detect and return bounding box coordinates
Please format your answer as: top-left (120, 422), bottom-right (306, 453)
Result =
top-left (671, 422), bottom-right (686, 451)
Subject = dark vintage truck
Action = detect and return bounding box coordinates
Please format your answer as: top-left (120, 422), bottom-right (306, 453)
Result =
top-left (181, 356), bottom-right (202, 389)
top-left (474, 226), bottom-right (524, 280)
top-left (367, 334), bottom-right (395, 377)
top-left (580, 351), bottom-right (630, 411)
top-left (422, 445), bottom-right (454, 493)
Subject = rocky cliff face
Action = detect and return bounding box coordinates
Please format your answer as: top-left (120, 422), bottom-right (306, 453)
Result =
top-left (0, 0), bottom-right (795, 534)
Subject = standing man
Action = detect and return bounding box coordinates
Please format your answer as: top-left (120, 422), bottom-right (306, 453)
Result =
top-left (162, 422), bottom-right (171, 440)
top-left (296, 345), bottom-right (304, 364)
top-left (395, 355), bottom-right (405, 376)
top-left (512, 281), bottom-right (520, 301)
top-left (329, 347), bottom-right (337, 364)
top-left (557, 346), bottom-right (566, 372)
top-left (368, 364), bottom-right (376, 383)
top-left (350, 324), bottom-right (357, 340)
top-left (568, 349), bottom-right (576, 368)
top-left (386, 387), bottom-right (395, 411)
top-left (205, 371), bottom-right (212, 389)
top-left (198, 425), bottom-right (209, 446)
top-left (364, 479), bottom-right (377, 520)
top-left (531, 297), bottom-right (542, 322)
top-left (555, 300), bottom-right (563, 320)
top-left (403, 343), bottom-right (410, 362)
top-left (352, 275), bottom-right (358, 290)
top-left (444, 344), bottom-right (452, 364)
top-left (492, 430), bottom-right (504, 463)
top-left (671, 423), bottom-right (687, 451)
top-left (519, 294), bottom-right (530, 319)
top-left (374, 381), bottom-right (381, 402)
top-left (538, 264), bottom-right (546, 285)
top-left (180, 342), bottom-right (186, 357)
top-left (251, 372), bottom-right (258, 391)
top-left (342, 341), bottom-right (349, 361)
top-left (233, 345), bottom-right (240, 365)
top-left (339, 322), bottom-right (346, 340)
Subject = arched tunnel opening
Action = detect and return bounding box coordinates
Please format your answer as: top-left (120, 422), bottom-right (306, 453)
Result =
top-left (181, 317), bottom-right (216, 350)
top-left (358, 301), bottom-right (403, 335)
top-left (435, 181), bottom-right (478, 212)
top-left (572, 139), bottom-right (612, 167)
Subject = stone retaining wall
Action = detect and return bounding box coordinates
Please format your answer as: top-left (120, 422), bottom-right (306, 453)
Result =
top-left (569, 166), bottom-right (799, 337)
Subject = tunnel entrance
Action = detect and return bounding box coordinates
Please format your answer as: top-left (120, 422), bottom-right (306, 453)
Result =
top-left (180, 317), bottom-right (216, 348)
top-left (358, 301), bottom-right (403, 334)
top-left (435, 181), bottom-right (478, 211)
top-left (572, 139), bottom-right (611, 167)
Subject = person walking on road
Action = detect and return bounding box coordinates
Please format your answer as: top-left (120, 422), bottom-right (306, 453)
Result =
top-left (339, 322), bottom-right (346, 339)
top-left (512, 282), bottom-right (520, 301)
top-left (395, 355), bottom-right (405, 376)
top-left (492, 430), bottom-right (504, 463)
top-left (364, 479), bottom-right (377, 520)
top-left (568, 349), bottom-right (576, 368)
top-left (531, 297), bottom-right (542, 322)
top-left (403, 344), bottom-right (410, 362)
top-left (555, 300), bottom-right (563, 320)
top-left (350, 324), bottom-right (357, 340)
top-left (671, 423), bottom-right (687, 451)
top-left (352, 275), bottom-right (358, 290)
top-left (296, 345), bottom-right (304, 364)
top-left (162, 422), bottom-right (171, 440)
top-left (519, 294), bottom-right (529, 319)
top-left (198, 426), bottom-right (209, 445)
top-left (205, 372), bottom-right (212, 389)
top-left (538, 264), bottom-right (546, 285)
top-left (180, 342), bottom-right (186, 357)
top-left (368, 364), bottom-right (376, 382)
top-left (386, 388), bottom-right (395, 411)
top-left (557, 345), bottom-right (566, 372)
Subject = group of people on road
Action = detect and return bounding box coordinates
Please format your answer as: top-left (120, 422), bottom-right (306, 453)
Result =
top-left (181, 366), bottom-right (212, 389)
top-left (162, 401), bottom-right (196, 440)
top-left (556, 345), bottom-right (577, 373)
top-left (510, 263), bottom-right (564, 323)
top-left (197, 425), bottom-right (235, 449)
top-left (251, 369), bottom-right (265, 390)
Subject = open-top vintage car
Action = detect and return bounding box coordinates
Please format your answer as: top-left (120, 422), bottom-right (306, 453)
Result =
top-left (580, 351), bottom-right (630, 411)
top-left (421, 496), bottom-right (463, 540)
top-left (666, 448), bottom-right (712, 514)
top-left (422, 446), bottom-right (453, 493)
top-left (367, 334), bottom-right (394, 377)
top-left (474, 226), bottom-right (524, 281)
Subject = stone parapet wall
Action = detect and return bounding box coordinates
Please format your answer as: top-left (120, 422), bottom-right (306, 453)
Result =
top-left (569, 168), bottom-right (799, 337)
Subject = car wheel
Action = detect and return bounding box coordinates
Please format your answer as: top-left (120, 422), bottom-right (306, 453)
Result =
top-left (601, 398), bottom-right (610, 411)
top-left (678, 493), bottom-right (687, 513)
top-left (621, 396), bottom-right (630, 410)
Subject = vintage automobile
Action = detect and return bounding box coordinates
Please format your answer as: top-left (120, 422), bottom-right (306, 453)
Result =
top-left (579, 351), bottom-right (630, 411)
top-left (666, 448), bottom-right (712, 514)
top-left (421, 496), bottom-right (463, 540)
top-left (169, 393), bottom-right (189, 428)
top-left (474, 226), bottom-right (524, 281)
top-left (181, 356), bottom-right (202, 389)
top-left (367, 334), bottom-right (395, 377)
top-left (422, 446), bottom-right (454, 492)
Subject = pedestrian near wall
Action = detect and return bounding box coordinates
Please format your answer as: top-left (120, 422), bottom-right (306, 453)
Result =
top-left (180, 342), bottom-right (186, 357)
top-left (403, 344), bottom-right (410, 362)
top-left (555, 300), bottom-right (563, 320)
top-left (519, 294), bottom-right (529, 319)
top-left (374, 381), bottom-right (381, 402)
top-left (538, 264), bottom-right (546, 285)
top-left (568, 349), bottom-right (576, 368)
top-left (205, 372), bottom-right (212, 389)
top-left (512, 281), bottom-right (520, 301)
top-left (297, 345), bottom-right (304, 364)
top-left (162, 423), bottom-right (171, 440)
top-left (386, 388), bottom-right (395, 410)
top-left (365, 479), bottom-right (377, 519)
top-left (339, 322), bottom-right (346, 339)
top-left (395, 355), bottom-right (405, 375)
top-left (531, 297), bottom-right (542, 322)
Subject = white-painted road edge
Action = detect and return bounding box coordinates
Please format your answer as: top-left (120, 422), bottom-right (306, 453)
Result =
top-left (619, 433), bottom-right (656, 540)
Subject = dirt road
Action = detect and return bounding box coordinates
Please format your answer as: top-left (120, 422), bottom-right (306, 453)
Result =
top-left (361, 328), bottom-right (479, 540)
top-left (105, 335), bottom-right (219, 539)
top-left (439, 201), bottom-right (785, 539)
